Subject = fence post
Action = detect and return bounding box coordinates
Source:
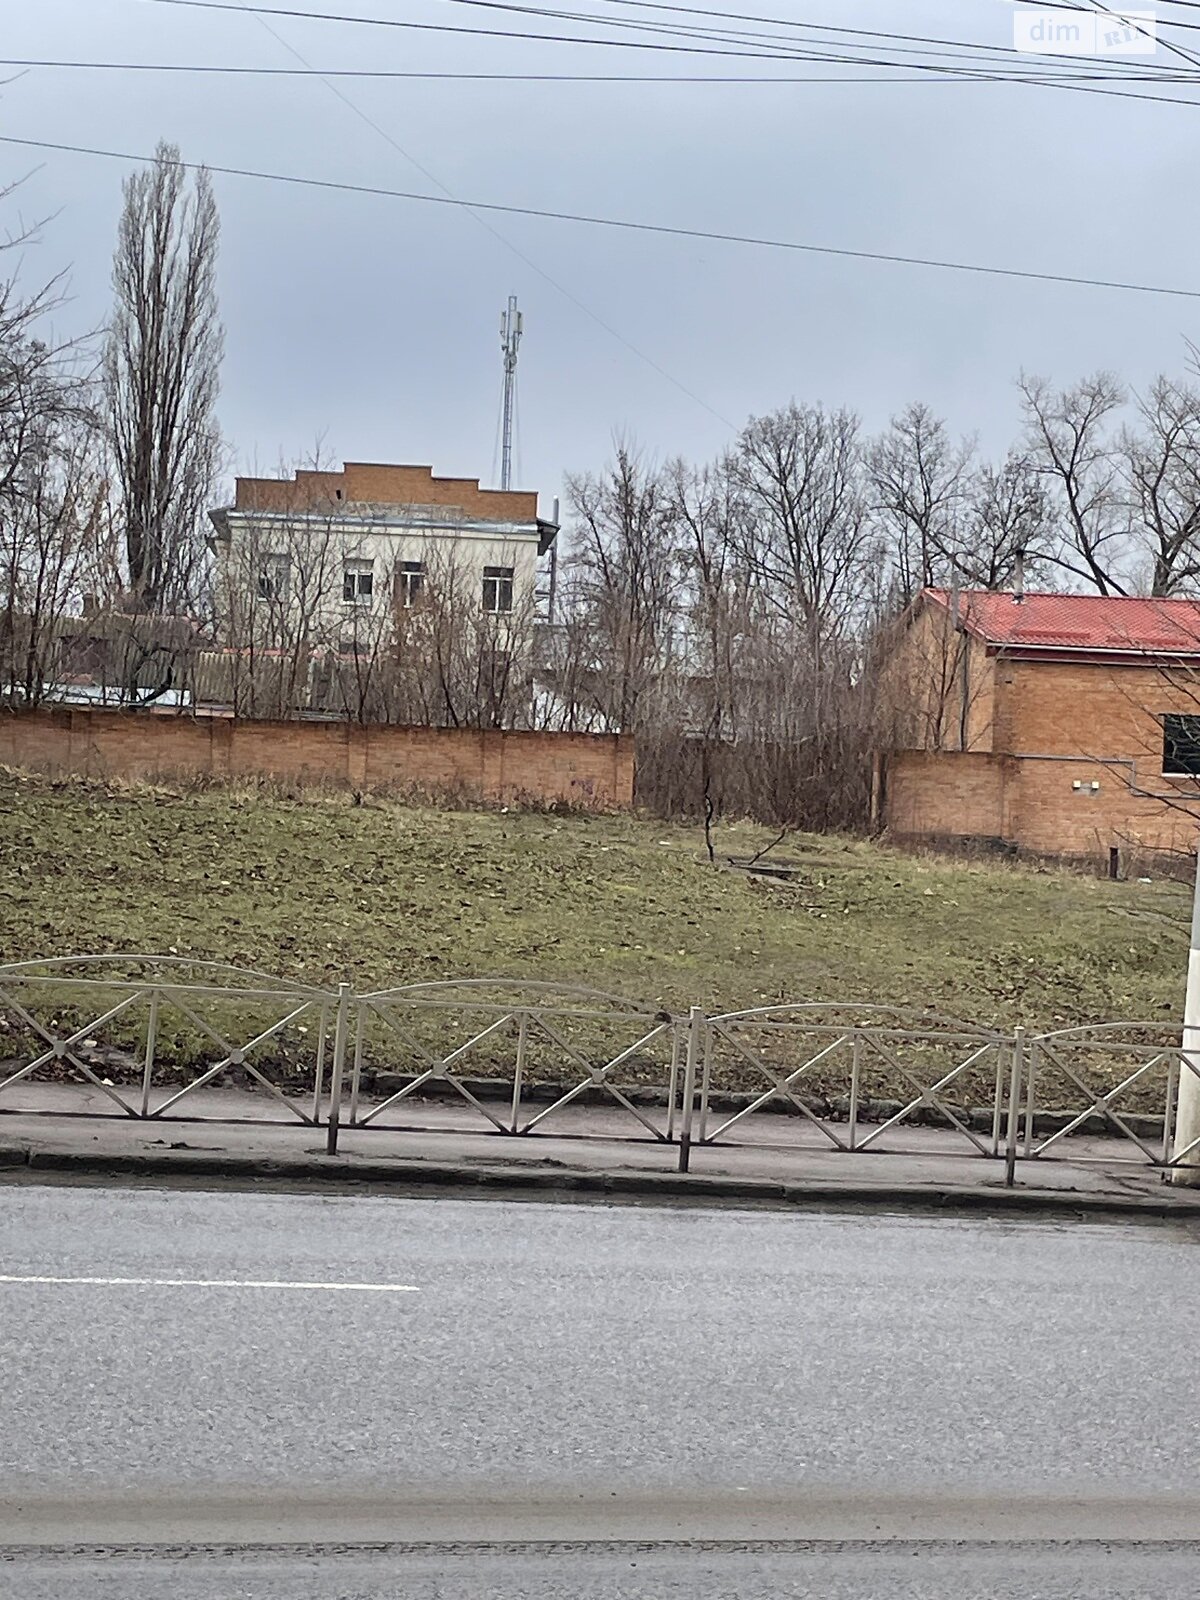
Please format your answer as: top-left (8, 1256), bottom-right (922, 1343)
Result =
top-left (1004, 1026), bottom-right (1025, 1187)
top-left (510, 1010), bottom-right (529, 1134)
top-left (325, 981), bottom-right (352, 1156)
top-left (140, 989), bottom-right (159, 1118)
top-left (1162, 1054), bottom-right (1180, 1182)
top-left (348, 1002), bottom-right (366, 1128)
top-left (665, 1023), bottom-right (681, 1143)
top-left (989, 1040), bottom-right (1004, 1158)
top-left (697, 1015), bottom-right (714, 1144)
top-left (310, 999), bottom-right (330, 1126)
top-left (678, 1005), bottom-right (703, 1174)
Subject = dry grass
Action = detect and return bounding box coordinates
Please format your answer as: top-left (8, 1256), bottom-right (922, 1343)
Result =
top-left (0, 766), bottom-right (1189, 1026)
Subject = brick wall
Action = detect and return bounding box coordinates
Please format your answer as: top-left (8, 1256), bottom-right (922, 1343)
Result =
top-left (886, 606), bottom-right (997, 752)
top-left (885, 750), bottom-right (1009, 841)
top-left (886, 655), bottom-right (1200, 859)
top-left (0, 709), bottom-right (634, 809)
top-left (233, 462), bottom-right (539, 524)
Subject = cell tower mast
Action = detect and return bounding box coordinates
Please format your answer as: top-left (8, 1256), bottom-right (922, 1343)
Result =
top-left (499, 294), bottom-right (522, 490)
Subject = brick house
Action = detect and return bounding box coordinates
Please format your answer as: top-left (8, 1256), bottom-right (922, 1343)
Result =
top-left (880, 587), bottom-right (1200, 863)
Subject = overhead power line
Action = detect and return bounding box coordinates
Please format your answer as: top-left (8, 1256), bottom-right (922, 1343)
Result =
top-left (445, 0), bottom-right (1200, 93)
top-left (133, 0), bottom-right (1200, 75)
top-left (1077, 0), bottom-right (1200, 72)
top-left (137, 0), bottom-right (898, 63)
top-left (578, 0), bottom-right (1200, 46)
top-left (445, 0), bottom-right (1178, 73)
top-left (138, 0), bottom-right (1200, 51)
top-left (12, 56), bottom-right (1200, 105)
top-left (6, 132), bottom-right (1200, 301)
top-left (13, 56), bottom-right (1200, 84)
top-left (1000, 0), bottom-right (1200, 27)
top-left (123, 0), bottom-right (1200, 122)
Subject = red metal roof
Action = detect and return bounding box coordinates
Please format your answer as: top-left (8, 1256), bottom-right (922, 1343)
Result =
top-left (924, 588), bottom-right (1200, 656)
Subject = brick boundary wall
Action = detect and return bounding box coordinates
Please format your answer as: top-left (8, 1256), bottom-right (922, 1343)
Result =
top-left (0, 708), bottom-right (635, 810)
top-left (883, 747), bottom-right (1200, 863)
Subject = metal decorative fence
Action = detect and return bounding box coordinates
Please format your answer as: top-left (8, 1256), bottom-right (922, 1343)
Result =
top-left (1019, 1025), bottom-right (1187, 1170)
top-left (690, 1004), bottom-right (1012, 1157)
top-left (1, 955), bottom-right (1199, 1183)
top-left (0, 957), bottom-right (333, 1125)
top-left (344, 980), bottom-right (681, 1143)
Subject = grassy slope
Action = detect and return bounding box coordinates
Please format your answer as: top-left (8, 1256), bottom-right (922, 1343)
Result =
top-left (0, 768), bottom-right (1189, 1029)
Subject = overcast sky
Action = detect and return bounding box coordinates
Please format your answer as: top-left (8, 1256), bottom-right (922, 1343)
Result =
top-left (6, 0), bottom-right (1199, 518)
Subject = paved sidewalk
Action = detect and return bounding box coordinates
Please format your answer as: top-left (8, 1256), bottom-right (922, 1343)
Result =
top-left (1, 1082), bottom-right (1199, 1217)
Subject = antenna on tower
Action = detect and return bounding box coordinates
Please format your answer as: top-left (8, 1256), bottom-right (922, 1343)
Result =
top-left (499, 294), bottom-right (522, 491)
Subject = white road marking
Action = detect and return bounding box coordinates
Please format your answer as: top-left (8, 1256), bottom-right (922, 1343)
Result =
top-left (0, 1274), bottom-right (420, 1292)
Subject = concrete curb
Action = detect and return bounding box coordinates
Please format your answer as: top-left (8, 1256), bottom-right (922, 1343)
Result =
top-left (6, 1140), bottom-right (1200, 1220)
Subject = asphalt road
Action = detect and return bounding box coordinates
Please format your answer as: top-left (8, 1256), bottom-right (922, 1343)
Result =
top-left (2, 1181), bottom-right (1200, 1595)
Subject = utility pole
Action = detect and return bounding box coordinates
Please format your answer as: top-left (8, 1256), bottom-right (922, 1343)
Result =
top-left (499, 294), bottom-right (522, 491)
top-left (1171, 847), bottom-right (1200, 1183)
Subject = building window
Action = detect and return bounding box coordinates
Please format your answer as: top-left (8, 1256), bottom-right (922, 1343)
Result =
top-left (256, 554), bottom-right (290, 603)
top-left (396, 560), bottom-right (425, 608)
top-left (482, 565), bottom-right (514, 615)
top-left (343, 559), bottom-right (374, 606)
top-left (1163, 714), bottom-right (1200, 776)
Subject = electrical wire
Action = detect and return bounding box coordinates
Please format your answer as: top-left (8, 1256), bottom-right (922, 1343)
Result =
top-left (999, 0), bottom-right (1200, 27)
top-left (131, 0), bottom-right (898, 66)
top-left (12, 57), bottom-right (1200, 105)
top-left (0, 58), bottom-right (1163, 79)
top-left (14, 54), bottom-right (1200, 81)
top-left (133, 0), bottom-right (1004, 62)
top-left (1084, 0), bottom-right (1200, 71)
top-left (133, 0), bottom-right (1200, 76)
top-left (122, 0), bottom-right (1200, 124)
top-left (565, 0), bottom-right (1200, 50)
top-left (7, 131), bottom-right (1200, 301)
top-left (442, 0), bottom-right (1200, 97)
top-left (445, 0), bottom-right (1180, 75)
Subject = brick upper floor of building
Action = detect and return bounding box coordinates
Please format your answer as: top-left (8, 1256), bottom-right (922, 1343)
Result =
top-left (229, 461), bottom-right (540, 528)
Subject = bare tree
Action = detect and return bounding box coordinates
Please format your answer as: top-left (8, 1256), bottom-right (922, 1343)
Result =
top-left (105, 141), bottom-right (223, 613)
top-left (0, 289), bottom-right (71, 509)
top-left (867, 402), bottom-right (972, 598)
top-left (730, 401), bottom-right (873, 816)
top-left (1122, 375), bottom-right (1200, 597)
top-left (0, 186), bottom-right (112, 704)
top-left (1020, 371), bottom-right (1130, 594)
top-left (563, 444), bottom-right (681, 734)
top-left (958, 452), bottom-right (1053, 589)
top-left (0, 408), bottom-right (107, 706)
top-left (733, 401), bottom-right (871, 647)
top-left (668, 453), bottom-right (749, 740)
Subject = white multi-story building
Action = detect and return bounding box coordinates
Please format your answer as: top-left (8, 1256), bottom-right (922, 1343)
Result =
top-left (209, 461), bottom-right (558, 637)
top-left (206, 460), bottom-right (559, 722)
